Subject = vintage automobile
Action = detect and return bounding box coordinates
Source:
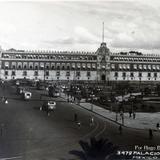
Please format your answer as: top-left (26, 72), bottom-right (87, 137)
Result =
top-left (53, 91), bottom-right (60, 97)
top-left (48, 86), bottom-right (60, 97)
top-left (40, 101), bottom-right (56, 116)
top-left (22, 91), bottom-right (32, 100)
top-left (16, 80), bottom-right (20, 86)
top-left (16, 87), bottom-right (25, 94)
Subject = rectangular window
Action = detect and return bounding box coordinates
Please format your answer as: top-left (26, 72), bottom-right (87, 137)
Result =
top-left (139, 72), bottom-right (142, 77)
top-left (114, 72), bottom-right (118, 77)
top-left (5, 71), bottom-right (8, 76)
top-left (23, 71), bottom-right (27, 76)
top-left (34, 71), bottom-right (38, 76)
top-left (154, 73), bottom-right (157, 77)
top-left (130, 72), bottom-right (134, 77)
top-left (66, 71), bottom-right (70, 76)
top-left (11, 71), bottom-right (15, 76)
top-left (56, 71), bottom-right (60, 76)
top-left (122, 72), bottom-right (126, 77)
top-left (76, 71), bottom-right (80, 77)
top-left (45, 71), bottom-right (49, 76)
top-left (148, 72), bottom-right (151, 77)
top-left (87, 71), bottom-right (91, 77)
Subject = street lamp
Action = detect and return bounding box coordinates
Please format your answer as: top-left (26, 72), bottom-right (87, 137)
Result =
top-left (76, 87), bottom-right (81, 104)
top-left (90, 91), bottom-right (95, 111)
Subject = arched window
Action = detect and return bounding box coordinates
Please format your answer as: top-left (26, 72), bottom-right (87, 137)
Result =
top-left (35, 66), bottom-right (38, 70)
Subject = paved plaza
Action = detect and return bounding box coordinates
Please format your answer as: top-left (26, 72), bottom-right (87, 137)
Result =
top-left (61, 93), bottom-right (160, 131)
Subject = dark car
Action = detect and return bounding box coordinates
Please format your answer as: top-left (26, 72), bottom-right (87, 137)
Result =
top-left (40, 101), bottom-right (56, 116)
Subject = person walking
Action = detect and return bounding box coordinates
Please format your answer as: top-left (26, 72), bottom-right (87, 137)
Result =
top-left (133, 112), bottom-right (136, 119)
top-left (74, 113), bottom-right (78, 122)
top-left (129, 110), bottom-right (132, 118)
top-left (116, 112), bottom-right (118, 121)
top-left (1, 96), bottom-right (5, 102)
top-left (122, 115), bottom-right (124, 125)
top-left (119, 125), bottom-right (122, 134)
top-left (149, 129), bottom-right (153, 140)
top-left (90, 117), bottom-right (94, 126)
top-left (156, 123), bottom-right (160, 130)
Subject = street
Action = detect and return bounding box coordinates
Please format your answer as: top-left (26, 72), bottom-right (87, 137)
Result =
top-left (0, 83), bottom-right (160, 160)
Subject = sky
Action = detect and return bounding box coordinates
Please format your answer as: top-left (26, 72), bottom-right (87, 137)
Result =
top-left (0, 0), bottom-right (160, 54)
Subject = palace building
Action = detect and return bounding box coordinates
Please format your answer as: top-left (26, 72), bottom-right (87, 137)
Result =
top-left (0, 41), bottom-right (160, 82)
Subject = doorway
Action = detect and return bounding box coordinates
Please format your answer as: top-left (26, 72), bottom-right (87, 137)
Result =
top-left (101, 74), bottom-right (106, 81)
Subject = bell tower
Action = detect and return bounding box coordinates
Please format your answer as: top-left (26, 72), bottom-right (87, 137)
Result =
top-left (96, 22), bottom-right (110, 82)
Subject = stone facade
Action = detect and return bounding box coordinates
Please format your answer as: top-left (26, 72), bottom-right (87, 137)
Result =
top-left (0, 42), bottom-right (160, 82)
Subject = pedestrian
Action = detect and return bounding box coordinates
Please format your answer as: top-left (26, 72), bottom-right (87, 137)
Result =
top-left (74, 113), bottom-right (78, 122)
top-left (116, 113), bottom-right (118, 121)
top-left (122, 115), bottom-right (124, 125)
top-left (1, 96), bottom-right (5, 102)
top-left (47, 110), bottom-right (50, 116)
top-left (129, 110), bottom-right (132, 118)
top-left (77, 122), bottom-right (81, 129)
top-left (90, 117), bottom-right (94, 126)
top-left (149, 129), bottom-right (153, 140)
top-left (119, 125), bottom-right (122, 134)
top-left (120, 111), bottom-right (123, 117)
top-left (40, 94), bottom-right (42, 100)
top-left (156, 123), bottom-right (160, 130)
top-left (133, 112), bottom-right (136, 119)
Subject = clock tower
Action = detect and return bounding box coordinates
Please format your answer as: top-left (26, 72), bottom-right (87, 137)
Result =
top-left (96, 22), bottom-right (110, 82)
top-left (96, 42), bottom-right (110, 82)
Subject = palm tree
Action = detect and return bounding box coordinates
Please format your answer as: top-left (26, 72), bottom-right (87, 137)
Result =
top-left (69, 137), bottom-right (118, 160)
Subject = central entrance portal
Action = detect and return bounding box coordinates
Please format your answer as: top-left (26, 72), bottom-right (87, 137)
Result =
top-left (101, 74), bottom-right (106, 81)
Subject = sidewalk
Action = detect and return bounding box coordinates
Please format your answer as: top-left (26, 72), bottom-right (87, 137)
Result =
top-left (61, 93), bottom-right (160, 130)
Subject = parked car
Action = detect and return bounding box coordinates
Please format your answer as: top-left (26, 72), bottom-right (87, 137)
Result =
top-left (16, 80), bottom-right (20, 86)
top-left (22, 91), bottom-right (32, 100)
top-left (40, 101), bottom-right (56, 116)
top-left (48, 86), bottom-right (60, 97)
top-left (16, 87), bottom-right (25, 94)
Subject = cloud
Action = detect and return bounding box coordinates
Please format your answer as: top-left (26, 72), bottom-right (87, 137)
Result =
top-left (0, 0), bottom-right (160, 53)
top-left (43, 26), bottom-right (99, 46)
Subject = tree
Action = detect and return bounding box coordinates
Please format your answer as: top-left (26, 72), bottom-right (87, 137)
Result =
top-left (69, 137), bottom-right (118, 160)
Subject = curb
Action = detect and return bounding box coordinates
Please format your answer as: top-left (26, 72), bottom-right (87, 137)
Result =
top-left (60, 95), bottom-right (157, 132)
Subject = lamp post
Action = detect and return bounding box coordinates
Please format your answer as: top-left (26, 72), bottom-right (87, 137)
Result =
top-left (76, 87), bottom-right (81, 104)
top-left (90, 91), bottom-right (95, 111)
top-left (115, 106), bottom-right (118, 122)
